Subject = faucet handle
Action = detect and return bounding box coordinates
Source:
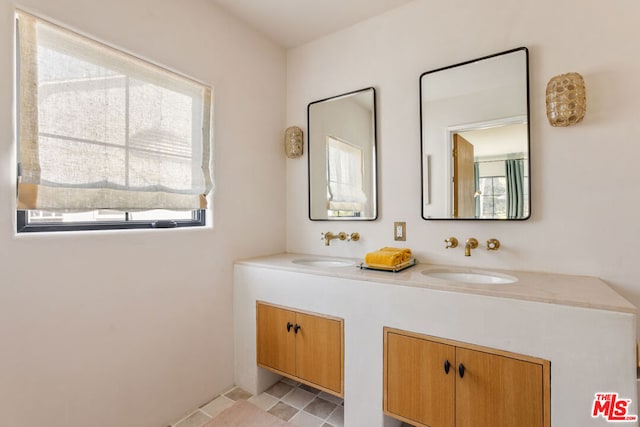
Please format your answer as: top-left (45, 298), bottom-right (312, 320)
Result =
top-left (348, 232), bottom-right (360, 242)
top-left (337, 232), bottom-right (347, 241)
top-left (444, 237), bottom-right (458, 249)
top-left (487, 238), bottom-right (501, 251)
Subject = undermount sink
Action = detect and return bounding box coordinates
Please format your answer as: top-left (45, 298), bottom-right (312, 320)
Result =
top-left (421, 268), bottom-right (518, 285)
top-left (292, 258), bottom-right (356, 268)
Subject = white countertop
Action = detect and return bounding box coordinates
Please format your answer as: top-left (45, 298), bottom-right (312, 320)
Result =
top-left (235, 253), bottom-right (636, 314)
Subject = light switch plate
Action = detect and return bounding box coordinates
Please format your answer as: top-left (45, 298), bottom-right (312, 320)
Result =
top-left (394, 222), bottom-right (406, 241)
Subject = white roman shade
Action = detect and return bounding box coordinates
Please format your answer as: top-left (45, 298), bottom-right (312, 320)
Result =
top-left (17, 11), bottom-right (213, 211)
top-left (326, 136), bottom-right (367, 212)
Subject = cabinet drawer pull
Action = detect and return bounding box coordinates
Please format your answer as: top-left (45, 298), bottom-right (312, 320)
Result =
top-left (444, 360), bottom-right (451, 374)
top-left (287, 322), bottom-right (293, 332)
top-left (294, 324), bottom-right (301, 334)
top-left (458, 363), bottom-right (465, 378)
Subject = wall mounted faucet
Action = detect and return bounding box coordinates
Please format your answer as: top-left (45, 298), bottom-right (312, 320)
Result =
top-left (321, 231), bottom-right (359, 246)
top-left (464, 238), bottom-right (478, 256)
top-left (445, 236), bottom-right (500, 255)
top-left (322, 231), bottom-right (346, 246)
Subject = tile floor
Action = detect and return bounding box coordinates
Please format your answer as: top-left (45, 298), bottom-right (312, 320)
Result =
top-left (170, 378), bottom-right (345, 427)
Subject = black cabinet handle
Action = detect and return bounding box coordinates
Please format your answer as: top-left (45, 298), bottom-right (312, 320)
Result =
top-left (458, 363), bottom-right (465, 378)
top-left (294, 324), bottom-right (301, 334)
top-left (444, 360), bottom-right (451, 374)
top-left (286, 322), bottom-right (293, 332)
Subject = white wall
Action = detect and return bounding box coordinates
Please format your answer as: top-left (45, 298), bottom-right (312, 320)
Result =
top-left (286, 0), bottom-right (640, 335)
top-left (0, 1), bottom-right (286, 426)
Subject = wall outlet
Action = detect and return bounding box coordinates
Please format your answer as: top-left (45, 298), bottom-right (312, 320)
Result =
top-left (394, 222), bottom-right (406, 241)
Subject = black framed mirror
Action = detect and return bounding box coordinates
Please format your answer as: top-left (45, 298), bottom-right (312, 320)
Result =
top-left (307, 87), bottom-right (377, 220)
top-left (420, 47), bottom-right (530, 220)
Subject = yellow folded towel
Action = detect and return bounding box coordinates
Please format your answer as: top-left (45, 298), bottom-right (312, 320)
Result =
top-left (365, 247), bottom-right (413, 267)
top-left (365, 250), bottom-right (403, 267)
top-left (379, 247), bottom-right (412, 262)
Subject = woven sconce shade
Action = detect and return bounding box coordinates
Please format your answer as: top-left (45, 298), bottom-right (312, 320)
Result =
top-left (284, 126), bottom-right (303, 158)
top-left (546, 72), bottom-right (586, 127)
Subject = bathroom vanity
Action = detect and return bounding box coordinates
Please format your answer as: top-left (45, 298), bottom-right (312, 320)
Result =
top-left (256, 301), bottom-right (344, 397)
top-left (233, 253), bottom-right (637, 426)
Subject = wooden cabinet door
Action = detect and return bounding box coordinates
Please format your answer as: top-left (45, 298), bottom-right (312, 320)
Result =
top-left (385, 332), bottom-right (455, 427)
top-left (294, 312), bottom-right (343, 394)
top-left (455, 348), bottom-right (544, 427)
top-left (256, 303), bottom-right (296, 376)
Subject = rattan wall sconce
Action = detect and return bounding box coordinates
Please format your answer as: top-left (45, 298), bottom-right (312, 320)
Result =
top-left (546, 72), bottom-right (586, 126)
top-left (284, 126), bottom-right (303, 158)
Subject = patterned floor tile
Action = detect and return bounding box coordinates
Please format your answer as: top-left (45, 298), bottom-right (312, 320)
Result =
top-left (268, 401), bottom-right (299, 421)
top-left (265, 381), bottom-right (295, 398)
top-left (170, 380), bottom-right (345, 427)
top-left (200, 395), bottom-right (234, 417)
top-left (224, 387), bottom-right (252, 401)
top-left (304, 397), bottom-right (337, 419)
top-left (289, 410), bottom-right (325, 427)
top-left (282, 387), bottom-right (316, 410)
top-left (327, 405), bottom-right (344, 427)
top-left (173, 410), bottom-right (211, 427)
top-left (248, 392), bottom-right (280, 410)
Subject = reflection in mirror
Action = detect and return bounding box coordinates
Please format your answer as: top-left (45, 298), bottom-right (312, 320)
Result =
top-left (420, 47), bottom-right (530, 220)
top-left (308, 87), bottom-right (377, 220)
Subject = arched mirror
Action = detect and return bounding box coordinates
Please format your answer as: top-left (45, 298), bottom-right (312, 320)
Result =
top-left (308, 87), bottom-right (377, 220)
top-left (420, 47), bottom-right (530, 220)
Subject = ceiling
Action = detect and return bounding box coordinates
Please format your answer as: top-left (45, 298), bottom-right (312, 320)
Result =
top-left (460, 123), bottom-right (528, 158)
top-left (210, 0), bottom-right (415, 48)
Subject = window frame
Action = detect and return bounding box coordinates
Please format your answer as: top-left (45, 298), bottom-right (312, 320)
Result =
top-left (17, 209), bottom-right (206, 233)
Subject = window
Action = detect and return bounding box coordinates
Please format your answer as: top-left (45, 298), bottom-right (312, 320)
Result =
top-left (15, 11), bottom-right (213, 232)
top-left (475, 158), bottom-right (528, 219)
top-left (477, 176), bottom-right (507, 219)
